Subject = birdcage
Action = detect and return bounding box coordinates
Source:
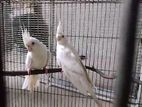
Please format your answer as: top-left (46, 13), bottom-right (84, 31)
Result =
top-left (0, 0), bottom-right (142, 107)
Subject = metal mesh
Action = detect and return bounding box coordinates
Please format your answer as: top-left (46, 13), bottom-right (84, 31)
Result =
top-left (1, 0), bottom-right (142, 107)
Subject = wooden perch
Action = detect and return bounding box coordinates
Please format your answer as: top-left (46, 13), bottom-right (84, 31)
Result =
top-left (2, 68), bottom-right (61, 76)
top-left (2, 66), bottom-right (116, 79)
top-left (2, 66), bottom-right (142, 85)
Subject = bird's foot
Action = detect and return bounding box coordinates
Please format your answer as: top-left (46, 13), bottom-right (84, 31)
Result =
top-left (27, 68), bottom-right (31, 75)
top-left (60, 68), bottom-right (63, 73)
top-left (43, 66), bottom-right (48, 75)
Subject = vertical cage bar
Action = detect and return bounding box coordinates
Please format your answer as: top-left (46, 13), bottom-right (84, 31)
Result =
top-left (49, 0), bottom-right (55, 107)
top-left (0, 2), bottom-right (6, 107)
top-left (115, 0), bottom-right (140, 107)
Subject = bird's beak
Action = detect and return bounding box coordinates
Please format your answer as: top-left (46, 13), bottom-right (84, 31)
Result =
top-left (27, 46), bottom-right (32, 52)
top-left (56, 36), bottom-right (62, 41)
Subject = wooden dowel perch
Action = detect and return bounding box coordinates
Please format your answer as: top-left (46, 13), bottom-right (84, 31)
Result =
top-left (2, 68), bottom-right (61, 76)
top-left (2, 66), bottom-right (141, 85)
top-left (1, 53), bottom-right (141, 84)
top-left (2, 65), bottom-right (115, 79)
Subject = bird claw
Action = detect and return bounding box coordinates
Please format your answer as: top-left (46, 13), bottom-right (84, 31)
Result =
top-left (45, 69), bottom-right (48, 74)
top-left (61, 69), bottom-right (63, 73)
top-left (43, 67), bottom-right (48, 75)
top-left (27, 68), bottom-right (31, 75)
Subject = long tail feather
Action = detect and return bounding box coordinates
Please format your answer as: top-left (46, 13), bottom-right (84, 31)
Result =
top-left (22, 75), bottom-right (39, 91)
top-left (89, 90), bottom-right (102, 107)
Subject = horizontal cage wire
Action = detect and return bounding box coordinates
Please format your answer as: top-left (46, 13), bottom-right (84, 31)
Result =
top-left (0, 0), bottom-right (142, 107)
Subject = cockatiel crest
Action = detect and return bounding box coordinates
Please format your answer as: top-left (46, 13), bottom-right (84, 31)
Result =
top-left (21, 26), bottom-right (43, 52)
top-left (21, 26), bottom-right (31, 48)
top-left (56, 21), bottom-right (66, 43)
top-left (56, 21), bottom-right (63, 36)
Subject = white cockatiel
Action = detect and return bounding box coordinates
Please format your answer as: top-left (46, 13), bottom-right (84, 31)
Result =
top-left (56, 22), bottom-right (101, 107)
top-left (21, 26), bottom-right (50, 91)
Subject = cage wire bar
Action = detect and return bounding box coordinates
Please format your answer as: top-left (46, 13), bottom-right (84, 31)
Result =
top-left (0, 1), bottom-right (7, 107)
top-left (115, 0), bottom-right (140, 107)
top-left (1, 0), bottom-right (142, 107)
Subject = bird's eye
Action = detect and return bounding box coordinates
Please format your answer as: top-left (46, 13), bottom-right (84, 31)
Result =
top-left (62, 35), bottom-right (64, 38)
top-left (32, 42), bottom-right (35, 45)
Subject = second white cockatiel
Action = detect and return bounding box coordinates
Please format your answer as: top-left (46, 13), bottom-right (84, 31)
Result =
top-left (56, 22), bottom-right (102, 107)
top-left (21, 26), bottom-right (50, 91)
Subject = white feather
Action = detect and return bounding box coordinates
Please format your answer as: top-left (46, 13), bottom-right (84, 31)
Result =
top-left (22, 27), bottom-right (50, 91)
top-left (21, 27), bottom-right (31, 47)
top-left (57, 21), bottom-right (63, 35)
top-left (56, 22), bottom-right (102, 107)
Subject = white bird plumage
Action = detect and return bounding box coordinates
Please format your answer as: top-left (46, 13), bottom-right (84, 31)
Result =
top-left (21, 26), bottom-right (50, 91)
top-left (56, 21), bottom-right (102, 107)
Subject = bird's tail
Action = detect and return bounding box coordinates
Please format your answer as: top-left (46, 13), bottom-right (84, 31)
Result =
top-left (56, 21), bottom-right (63, 36)
top-left (88, 88), bottom-right (102, 107)
top-left (22, 75), bottom-right (39, 91)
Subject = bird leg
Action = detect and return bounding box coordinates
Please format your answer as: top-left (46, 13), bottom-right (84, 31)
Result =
top-left (43, 59), bottom-right (49, 74)
top-left (57, 60), bottom-right (63, 73)
top-left (60, 64), bottom-right (63, 73)
top-left (27, 68), bottom-right (32, 75)
top-left (43, 66), bottom-right (48, 74)
top-left (61, 68), bottom-right (63, 73)
top-left (26, 59), bottom-right (32, 75)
